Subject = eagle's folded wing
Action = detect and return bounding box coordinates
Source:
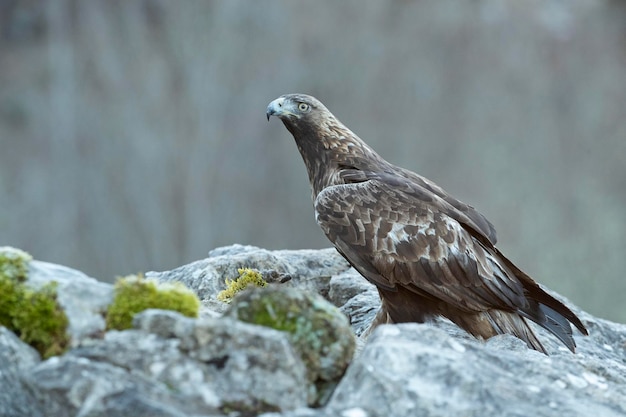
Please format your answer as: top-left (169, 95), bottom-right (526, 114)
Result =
top-left (315, 178), bottom-right (527, 314)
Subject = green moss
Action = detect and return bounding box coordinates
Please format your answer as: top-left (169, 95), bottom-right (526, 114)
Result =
top-left (106, 274), bottom-right (200, 330)
top-left (0, 275), bottom-right (20, 329)
top-left (231, 289), bottom-right (350, 365)
top-left (0, 247), bottom-right (69, 359)
top-left (217, 268), bottom-right (268, 303)
top-left (13, 282), bottom-right (70, 358)
top-left (0, 247), bottom-right (31, 329)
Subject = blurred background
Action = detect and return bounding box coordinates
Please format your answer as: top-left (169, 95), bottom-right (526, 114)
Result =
top-left (1, 1), bottom-right (625, 321)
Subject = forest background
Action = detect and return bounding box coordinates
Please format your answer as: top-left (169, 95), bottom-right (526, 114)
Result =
top-left (1, 1), bottom-right (625, 321)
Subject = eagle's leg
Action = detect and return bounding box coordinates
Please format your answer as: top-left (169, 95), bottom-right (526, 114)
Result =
top-left (361, 287), bottom-right (433, 338)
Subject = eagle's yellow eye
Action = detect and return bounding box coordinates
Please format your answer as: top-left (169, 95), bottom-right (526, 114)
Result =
top-left (298, 103), bottom-right (309, 112)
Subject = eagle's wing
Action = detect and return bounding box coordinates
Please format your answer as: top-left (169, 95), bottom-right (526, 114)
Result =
top-left (395, 167), bottom-right (498, 245)
top-left (314, 174), bottom-right (527, 313)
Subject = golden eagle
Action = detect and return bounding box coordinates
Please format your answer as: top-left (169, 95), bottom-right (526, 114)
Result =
top-left (266, 93), bottom-right (587, 353)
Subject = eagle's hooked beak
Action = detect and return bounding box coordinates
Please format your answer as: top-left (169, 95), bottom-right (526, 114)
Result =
top-left (266, 97), bottom-right (284, 121)
top-left (266, 96), bottom-right (298, 121)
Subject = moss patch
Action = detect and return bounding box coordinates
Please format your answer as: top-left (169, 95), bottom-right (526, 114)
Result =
top-left (106, 274), bottom-right (200, 330)
top-left (13, 282), bottom-right (70, 358)
top-left (0, 247), bottom-right (69, 358)
top-left (0, 269), bottom-right (20, 328)
top-left (217, 268), bottom-right (268, 303)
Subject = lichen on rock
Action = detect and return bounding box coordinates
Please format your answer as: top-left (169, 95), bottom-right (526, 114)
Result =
top-left (224, 285), bottom-right (356, 405)
top-left (106, 274), bottom-right (200, 330)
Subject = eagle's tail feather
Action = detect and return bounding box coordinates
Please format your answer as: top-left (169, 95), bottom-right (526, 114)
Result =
top-left (518, 302), bottom-right (578, 353)
top-left (374, 284), bottom-right (584, 354)
top-left (497, 248), bottom-right (589, 342)
top-left (452, 310), bottom-right (548, 355)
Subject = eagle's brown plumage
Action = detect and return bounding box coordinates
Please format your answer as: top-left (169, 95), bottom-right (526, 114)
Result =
top-left (266, 93), bottom-right (588, 353)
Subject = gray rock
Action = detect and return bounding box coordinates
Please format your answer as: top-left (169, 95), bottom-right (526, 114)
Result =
top-left (147, 244), bottom-right (350, 315)
top-left (330, 270), bottom-right (381, 337)
top-left (327, 321), bottom-right (626, 417)
top-left (28, 260), bottom-right (114, 344)
top-left (328, 269), bottom-right (376, 307)
top-left (224, 286), bottom-right (356, 405)
top-left (0, 327), bottom-right (44, 417)
top-left (25, 309), bottom-right (308, 416)
top-left (26, 355), bottom-right (199, 417)
top-left (174, 313), bottom-right (309, 413)
top-left (259, 407), bottom-right (376, 417)
top-left (4, 246), bottom-right (626, 417)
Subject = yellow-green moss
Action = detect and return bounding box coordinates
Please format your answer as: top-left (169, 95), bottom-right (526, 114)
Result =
top-left (217, 268), bottom-right (268, 303)
top-left (13, 282), bottom-right (70, 358)
top-left (0, 247), bottom-right (69, 358)
top-left (106, 274), bottom-right (200, 330)
top-left (0, 274), bottom-right (21, 330)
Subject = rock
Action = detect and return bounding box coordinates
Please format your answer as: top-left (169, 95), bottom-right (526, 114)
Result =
top-left (327, 321), bottom-right (626, 417)
top-left (259, 406), bottom-right (374, 417)
top-left (259, 409), bottom-right (336, 417)
top-left (147, 244), bottom-right (350, 315)
top-left (0, 247), bottom-right (113, 358)
top-left (329, 270), bottom-right (380, 337)
top-left (328, 269), bottom-right (376, 307)
top-left (3, 245), bottom-right (626, 417)
top-left (0, 327), bottom-right (44, 417)
top-left (25, 309), bottom-right (308, 416)
top-left (224, 286), bottom-right (356, 405)
top-left (26, 355), bottom-right (198, 417)
top-left (28, 260), bottom-right (114, 344)
top-left (173, 312), bottom-right (309, 413)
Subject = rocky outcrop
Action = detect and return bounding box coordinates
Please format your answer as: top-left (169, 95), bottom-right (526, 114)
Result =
top-left (148, 244), bottom-right (351, 316)
top-left (325, 322), bottom-right (626, 417)
top-left (25, 310), bottom-right (309, 416)
top-left (1, 244), bottom-right (626, 417)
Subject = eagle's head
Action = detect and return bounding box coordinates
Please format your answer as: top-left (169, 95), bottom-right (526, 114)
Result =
top-left (266, 93), bottom-right (386, 196)
top-left (266, 93), bottom-right (336, 136)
